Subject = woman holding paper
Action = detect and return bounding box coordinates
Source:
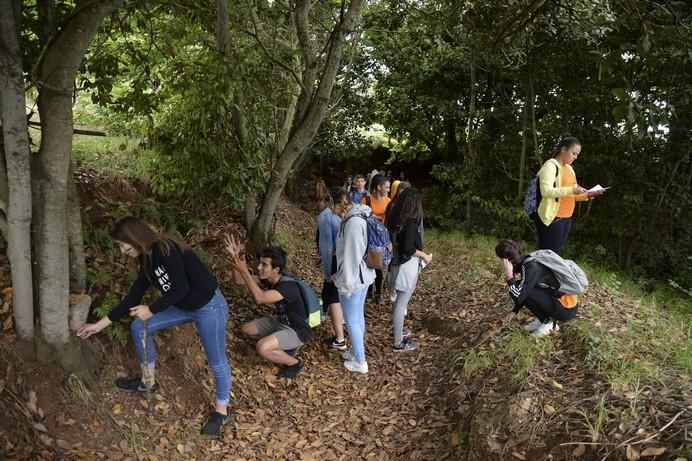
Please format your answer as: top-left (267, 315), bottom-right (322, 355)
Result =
top-left (386, 187), bottom-right (431, 352)
top-left (534, 134), bottom-right (605, 254)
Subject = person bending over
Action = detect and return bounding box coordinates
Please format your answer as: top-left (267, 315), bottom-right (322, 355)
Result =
top-left (495, 239), bottom-right (578, 337)
top-left (77, 216), bottom-right (232, 436)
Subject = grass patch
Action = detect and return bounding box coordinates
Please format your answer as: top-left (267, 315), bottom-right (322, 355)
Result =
top-left (431, 230), bottom-right (691, 393)
top-left (29, 128), bottom-right (154, 180)
top-left (451, 326), bottom-right (554, 383)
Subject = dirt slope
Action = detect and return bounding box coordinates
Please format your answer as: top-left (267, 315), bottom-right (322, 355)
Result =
top-left (0, 173), bottom-right (689, 461)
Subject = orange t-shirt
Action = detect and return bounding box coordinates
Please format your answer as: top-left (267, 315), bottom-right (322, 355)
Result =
top-left (556, 165), bottom-right (576, 218)
top-left (361, 195), bottom-right (391, 222)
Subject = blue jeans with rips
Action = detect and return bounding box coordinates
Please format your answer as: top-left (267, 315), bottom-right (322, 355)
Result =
top-left (130, 288), bottom-right (231, 406)
top-left (339, 286), bottom-right (368, 364)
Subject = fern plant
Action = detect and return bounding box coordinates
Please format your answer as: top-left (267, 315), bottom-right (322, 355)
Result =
top-left (93, 293), bottom-right (129, 347)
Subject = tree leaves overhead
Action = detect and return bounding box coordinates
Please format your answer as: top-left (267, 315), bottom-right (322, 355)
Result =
top-left (362, 0), bottom-right (692, 289)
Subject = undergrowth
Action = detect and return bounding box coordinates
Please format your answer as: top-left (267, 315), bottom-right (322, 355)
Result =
top-left (435, 231), bottom-right (691, 392)
top-left (451, 327), bottom-right (555, 383)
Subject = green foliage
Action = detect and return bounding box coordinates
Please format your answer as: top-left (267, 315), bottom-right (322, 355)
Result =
top-left (576, 396), bottom-right (611, 443)
top-left (451, 326), bottom-right (554, 383)
top-left (93, 293), bottom-right (129, 347)
top-left (72, 135), bottom-right (153, 180)
top-left (362, 0), bottom-right (692, 290)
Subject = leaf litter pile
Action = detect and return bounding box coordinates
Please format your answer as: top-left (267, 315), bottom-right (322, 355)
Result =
top-left (0, 172), bottom-right (690, 460)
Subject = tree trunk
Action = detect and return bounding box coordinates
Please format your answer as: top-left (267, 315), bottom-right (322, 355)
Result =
top-left (251, 0), bottom-right (364, 248)
top-left (34, 0), bottom-right (122, 366)
top-left (67, 160), bottom-right (86, 292)
top-left (465, 36), bottom-right (477, 225)
top-left (518, 86), bottom-right (529, 198)
top-left (0, 0), bottom-right (35, 341)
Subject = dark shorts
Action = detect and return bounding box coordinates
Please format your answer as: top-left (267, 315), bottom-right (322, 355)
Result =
top-left (321, 279), bottom-right (340, 308)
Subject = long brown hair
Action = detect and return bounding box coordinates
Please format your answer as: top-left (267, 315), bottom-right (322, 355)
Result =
top-left (111, 216), bottom-right (189, 278)
top-left (313, 179), bottom-right (329, 212)
top-left (386, 187), bottom-right (422, 232)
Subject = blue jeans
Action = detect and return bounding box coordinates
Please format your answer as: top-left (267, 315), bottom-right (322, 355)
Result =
top-left (339, 286), bottom-right (368, 364)
top-left (130, 288), bottom-right (231, 406)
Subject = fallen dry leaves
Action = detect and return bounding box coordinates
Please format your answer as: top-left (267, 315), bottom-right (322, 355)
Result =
top-left (1, 173), bottom-right (688, 461)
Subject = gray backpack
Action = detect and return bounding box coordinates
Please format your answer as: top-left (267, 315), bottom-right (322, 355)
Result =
top-left (525, 250), bottom-right (588, 294)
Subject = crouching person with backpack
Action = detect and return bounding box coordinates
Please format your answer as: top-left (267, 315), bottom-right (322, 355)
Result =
top-left (495, 239), bottom-right (583, 337)
top-left (224, 235), bottom-right (311, 378)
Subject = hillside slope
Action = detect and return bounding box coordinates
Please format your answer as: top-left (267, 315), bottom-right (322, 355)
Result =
top-left (0, 173), bottom-right (689, 460)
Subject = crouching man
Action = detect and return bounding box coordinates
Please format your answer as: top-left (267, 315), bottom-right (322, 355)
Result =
top-left (224, 235), bottom-right (311, 378)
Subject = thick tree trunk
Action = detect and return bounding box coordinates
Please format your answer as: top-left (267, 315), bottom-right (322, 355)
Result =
top-left (67, 161), bottom-right (86, 293)
top-left (33, 0), bottom-right (122, 366)
top-left (1, 0), bottom-right (35, 341)
top-left (35, 89), bottom-right (73, 347)
top-left (251, 0), bottom-right (363, 248)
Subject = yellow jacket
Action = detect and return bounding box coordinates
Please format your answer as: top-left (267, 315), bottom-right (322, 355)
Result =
top-left (537, 158), bottom-right (588, 225)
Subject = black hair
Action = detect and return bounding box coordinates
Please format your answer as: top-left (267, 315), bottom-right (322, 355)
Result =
top-left (386, 187), bottom-right (423, 232)
top-left (370, 174), bottom-right (390, 199)
top-left (553, 133), bottom-right (581, 155)
top-left (494, 239), bottom-right (523, 267)
top-left (259, 246), bottom-right (287, 272)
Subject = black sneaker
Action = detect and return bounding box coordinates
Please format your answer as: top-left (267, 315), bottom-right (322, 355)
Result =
top-left (201, 411), bottom-right (230, 436)
top-left (115, 376), bottom-right (159, 394)
top-left (327, 337), bottom-right (347, 351)
top-left (393, 339), bottom-right (419, 352)
top-left (277, 359), bottom-right (304, 379)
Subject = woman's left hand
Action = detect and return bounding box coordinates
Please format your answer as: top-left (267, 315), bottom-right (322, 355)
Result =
top-left (130, 304), bottom-right (153, 321)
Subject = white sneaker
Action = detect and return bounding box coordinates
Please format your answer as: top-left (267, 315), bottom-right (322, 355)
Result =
top-left (341, 349), bottom-right (354, 361)
top-left (523, 318), bottom-right (544, 332)
top-left (344, 359), bottom-right (368, 374)
top-left (532, 321), bottom-right (560, 337)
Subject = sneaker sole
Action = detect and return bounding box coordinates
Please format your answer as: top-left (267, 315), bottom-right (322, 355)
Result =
top-left (344, 364), bottom-right (368, 374)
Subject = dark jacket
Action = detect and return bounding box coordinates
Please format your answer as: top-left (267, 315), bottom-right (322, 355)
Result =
top-left (506, 257), bottom-right (560, 312)
top-left (108, 241), bottom-right (218, 321)
top-left (390, 218), bottom-right (423, 266)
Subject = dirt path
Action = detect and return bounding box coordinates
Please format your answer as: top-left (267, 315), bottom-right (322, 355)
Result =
top-left (3, 180), bottom-right (688, 461)
top-left (0, 196), bottom-right (464, 460)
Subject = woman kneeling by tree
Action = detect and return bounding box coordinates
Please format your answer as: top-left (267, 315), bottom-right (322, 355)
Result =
top-left (77, 216), bottom-right (232, 436)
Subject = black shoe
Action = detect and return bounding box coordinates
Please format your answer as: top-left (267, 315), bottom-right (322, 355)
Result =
top-left (201, 411), bottom-right (230, 436)
top-left (326, 336), bottom-right (348, 351)
top-left (277, 359), bottom-right (304, 379)
top-left (115, 376), bottom-right (159, 394)
top-left (374, 293), bottom-right (382, 305)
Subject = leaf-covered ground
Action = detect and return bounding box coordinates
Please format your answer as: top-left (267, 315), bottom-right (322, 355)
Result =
top-left (0, 172), bottom-right (689, 460)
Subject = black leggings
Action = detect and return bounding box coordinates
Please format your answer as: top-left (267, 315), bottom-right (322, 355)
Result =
top-left (522, 286), bottom-right (578, 323)
top-left (367, 269), bottom-right (383, 297)
top-left (533, 215), bottom-right (572, 255)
